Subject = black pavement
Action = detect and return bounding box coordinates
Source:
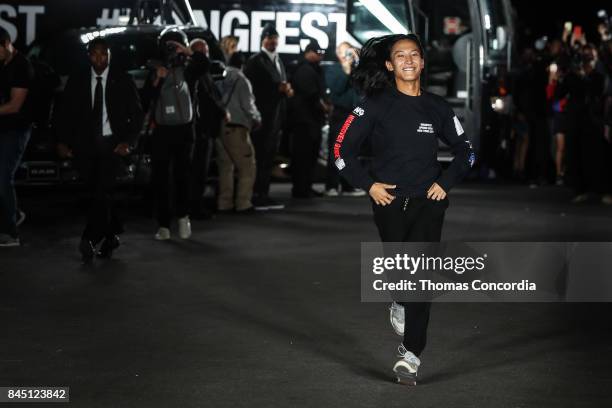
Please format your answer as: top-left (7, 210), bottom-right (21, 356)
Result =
top-left (1, 183), bottom-right (612, 407)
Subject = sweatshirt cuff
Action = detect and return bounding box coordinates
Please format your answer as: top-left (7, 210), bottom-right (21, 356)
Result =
top-left (436, 173), bottom-right (454, 194)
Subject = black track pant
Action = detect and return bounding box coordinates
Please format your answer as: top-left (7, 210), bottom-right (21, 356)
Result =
top-left (372, 196), bottom-right (448, 356)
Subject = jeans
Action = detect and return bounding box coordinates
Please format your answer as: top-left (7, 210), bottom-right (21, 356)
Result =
top-left (0, 127), bottom-right (31, 237)
top-left (151, 124), bottom-right (194, 228)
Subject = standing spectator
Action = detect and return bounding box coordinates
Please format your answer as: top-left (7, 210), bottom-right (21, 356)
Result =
top-left (522, 45), bottom-right (553, 187)
top-left (0, 27), bottom-right (33, 247)
top-left (244, 24), bottom-right (293, 210)
top-left (565, 46), bottom-right (609, 203)
top-left (220, 35), bottom-right (239, 64)
top-left (288, 40), bottom-right (330, 198)
top-left (324, 41), bottom-right (366, 197)
top-left (189, 38), bottom-right (227, 219)
top-left (603, 40), bottom-right (612, 205)
top-left (215, 52), bottom-right (261, 213)
top-left (546, 57), bottom-right (571, 186)
top-left (55, 38), bottom-right (143, 263)
top-left (511, 48), bottom-right (537, 182)
top-left (142, 28), bottom-right (209, 240)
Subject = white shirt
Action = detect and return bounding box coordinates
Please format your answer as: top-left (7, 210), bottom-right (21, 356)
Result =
top-left (261, 47), bottom-right (284, 80)
top-left (91, 67), bottom-right (112, 137)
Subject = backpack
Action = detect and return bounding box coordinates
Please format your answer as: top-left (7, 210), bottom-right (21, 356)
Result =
top-left (154, 66), bottom-right (193, 126)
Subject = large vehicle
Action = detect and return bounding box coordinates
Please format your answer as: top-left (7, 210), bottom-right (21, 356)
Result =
top-left (17, 0), bottom-right (223, 186)
top-left (346, 0), bottom-right (516, 160)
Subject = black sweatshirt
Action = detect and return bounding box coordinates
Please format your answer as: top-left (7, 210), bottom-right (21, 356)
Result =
top-left (334, 87), bottom-right (475, 197)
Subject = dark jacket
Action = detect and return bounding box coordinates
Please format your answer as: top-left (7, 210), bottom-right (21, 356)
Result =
top-left (244, 51), bottom-right (287, 124)
top-left (195, 70), bottom-right (225, 139)
top-left (325, 63), bottom-right (358, 112)
top-left (55, 68), bottom-right (143, 156)
top-left (289, 59), bottom-right (327, 125)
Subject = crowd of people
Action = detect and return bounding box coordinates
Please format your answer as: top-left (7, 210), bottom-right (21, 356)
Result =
top-left (0, 24), bottom-right (366, 255)
top-left (509, 21), bottom-right (612, 204)
top-left (1, 18), bottom-right (611, 255)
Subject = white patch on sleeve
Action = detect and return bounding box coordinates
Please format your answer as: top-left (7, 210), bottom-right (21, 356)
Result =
top-left (335, 157), bottom-right (346, 170)
top-left (453, 116), bottom-right (465, 136)
top-left (352, 107), bottom-right (365, 116)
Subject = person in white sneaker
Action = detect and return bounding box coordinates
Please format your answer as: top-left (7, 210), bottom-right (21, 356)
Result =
top-left (338, 34), bottom-right (474, 385)
top-left (143, 29), bottom-right (209, 241)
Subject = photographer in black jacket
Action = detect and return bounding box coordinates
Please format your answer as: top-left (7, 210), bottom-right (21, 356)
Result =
top-left (142, 28), bottom-right (209, 241)
top-left (335, 34), bottom-right (474, 385)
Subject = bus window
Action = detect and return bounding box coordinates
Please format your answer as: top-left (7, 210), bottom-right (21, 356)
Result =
top-left (412, 0), bottom-right (473, 98)
top-left (480, 0), bottom-right (511, 60)
top-left (346, 0), bottom-right (411, 44)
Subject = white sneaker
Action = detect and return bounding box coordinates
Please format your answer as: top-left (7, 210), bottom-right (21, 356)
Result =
top-left (342, 188), bottom-right (367, 197)
top-left (178, 216), bottom-right (192, 239)
top-left (155, 227), bottom-right (171, 241)
top-left (393, 344), bottom-right (421, 386)
top-left (0, 234), bottom-right (20, 247)
top-left (324, 188), bottom-right (339, 197)
top-left (389, 302), bottom-right (405, 336)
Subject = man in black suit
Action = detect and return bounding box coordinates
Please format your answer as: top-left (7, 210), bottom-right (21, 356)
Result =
top-left (244, 24), bottom-right (293, 210)
top-left (56, 38), bottom-right (144, 263)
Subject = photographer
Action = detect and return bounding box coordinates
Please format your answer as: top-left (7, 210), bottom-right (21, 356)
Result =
top-left (142, 28), bottom-right (210, 241)
top-left (323, 41), bottom-right (366, 197)
top-left (546, 55), bottom-right (571, 186)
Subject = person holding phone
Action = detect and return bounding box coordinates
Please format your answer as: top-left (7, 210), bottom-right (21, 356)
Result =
top-left (324, 41), bottom-right (365, 197)
top-left (334, 34), bottom-right (474, 385)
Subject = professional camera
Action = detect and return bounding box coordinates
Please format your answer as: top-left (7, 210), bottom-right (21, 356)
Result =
top-left (158, 26), bottom-right (189, 66)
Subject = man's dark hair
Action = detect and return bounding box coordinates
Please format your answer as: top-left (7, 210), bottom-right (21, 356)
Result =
top-left (87, 37), bottom-right (109, 53)
top-left (352, 34), bottom-right (425, 96)
top-left (229, 51), bottom-right (245, 69)
top-left (0, 26), bottom-right (11, 46)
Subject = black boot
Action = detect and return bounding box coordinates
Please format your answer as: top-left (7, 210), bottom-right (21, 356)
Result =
top-left (97, 235), bottom-right (120, 259)
top-left (79, 239), bottom-right (95, 265)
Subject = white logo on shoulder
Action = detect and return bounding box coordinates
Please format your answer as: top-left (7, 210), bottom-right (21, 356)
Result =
top-left (453, 116), bottom-right (465, 136)
top-left (417, 123), bottom-right (434, 134)
top-left (353, 107), bottom-right (365, 117)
